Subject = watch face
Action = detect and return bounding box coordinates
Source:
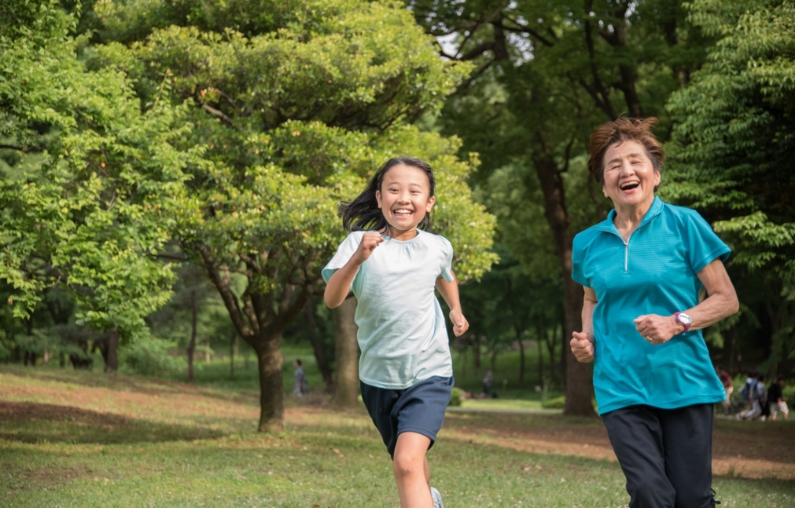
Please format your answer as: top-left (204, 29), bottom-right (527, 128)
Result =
top-left (678, 313), bottom-right (692, 325)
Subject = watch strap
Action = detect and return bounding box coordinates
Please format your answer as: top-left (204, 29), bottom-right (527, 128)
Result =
top-left (674, 312), bottom-right (691, 333)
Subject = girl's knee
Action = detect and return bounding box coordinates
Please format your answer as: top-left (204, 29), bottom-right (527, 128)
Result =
top-left (393, 452), bottom-right (424, 478)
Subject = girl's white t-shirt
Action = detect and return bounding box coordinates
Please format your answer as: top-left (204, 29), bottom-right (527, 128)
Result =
top-left (322, 230), bottom-right (455, 389)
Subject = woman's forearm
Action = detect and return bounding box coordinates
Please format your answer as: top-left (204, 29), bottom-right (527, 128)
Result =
top-left (582, 299), bottom-right (596, 340)
top-left (582, 287), bottom-right (598, 341)
top-left (685, 259), bottom-right (739, 330)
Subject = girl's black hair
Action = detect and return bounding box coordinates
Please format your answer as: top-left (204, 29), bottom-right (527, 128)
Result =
top-left (340, 157), bottom-right (436, 232)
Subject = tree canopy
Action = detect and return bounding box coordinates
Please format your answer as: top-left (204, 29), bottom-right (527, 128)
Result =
top-left (86, 0), bottom-right (497, 430)
top-left (0, 0), bottom-right (192, 351)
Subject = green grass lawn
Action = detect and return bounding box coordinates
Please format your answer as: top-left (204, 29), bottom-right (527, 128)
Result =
top-left (0, 364), bottom-right (794, 507)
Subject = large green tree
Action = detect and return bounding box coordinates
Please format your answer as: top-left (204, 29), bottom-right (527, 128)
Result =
top-left (0, 0), bottom-right (192, 368)
top-left (664, 0), bottom-right (794, 374)
top-left (91, 0), bottom-right (497, 431)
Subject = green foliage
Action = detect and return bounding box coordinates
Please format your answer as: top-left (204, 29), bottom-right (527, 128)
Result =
top-left (88, 0), bottom-right (495, 353)
top-left (12, 328), bottom-right (90, 362)
top-left (664, 0), bottom-right (794, 281)
top-left (119, 335), bottom-right (185, 377)
top-left (664, 0), bottom-right (794, 374)
top-left (0, 1), bottom-right (196, 341)
top-left (542, 395), bottom-right (566, 410)
top-left (781, 384), bottom-right (794, 410)
top-left (449, 386), bottom-right (464, 407)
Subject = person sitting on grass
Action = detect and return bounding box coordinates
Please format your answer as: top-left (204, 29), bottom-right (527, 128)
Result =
top-left (767, 376), bottom-right (788, 421)
top-left (323, 157), bottom-right (469, 508)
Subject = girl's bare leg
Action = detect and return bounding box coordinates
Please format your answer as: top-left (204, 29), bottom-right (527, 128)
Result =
top-left (393, 432), bottom-right (433, 508)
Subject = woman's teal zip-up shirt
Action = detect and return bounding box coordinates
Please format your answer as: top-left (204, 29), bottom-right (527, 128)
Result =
top-left (572, 197), bottom-right (729, 415)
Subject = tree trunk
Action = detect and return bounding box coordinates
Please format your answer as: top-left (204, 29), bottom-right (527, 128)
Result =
top-left (531, 145), bottom-right (595, 416)
top-left (545, 326), bottom-right (557, 385)
top-left (537, 330), bottom-right (544, 385)
top-left (106, 328), bottom-right (119, 373)
top-left (230, 331), bottom-right (238, 380)
top-left (517, 337), bottom-right (525, 384)
top-left (187, 289), bottom-right (197, 383)
top-left (723, 326), bottom-right (737, 375)
top-left (255, 332), bottom-right (284, 433)
top-left (473, 335), bottom-right (481, 373)
top-left (461, 342), bottom-right (468, 381)
top-left (304, 301), bottom-right (334, 392)
top-left (333, 295), bottom-right (360, 408)
top-left (562, 282), bottom-right (593, 414)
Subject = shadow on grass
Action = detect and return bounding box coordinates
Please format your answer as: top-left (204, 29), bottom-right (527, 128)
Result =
top-left (0, 365), bottom-right (260, 408)
top-left (0, 401), bottom-right (231, 444)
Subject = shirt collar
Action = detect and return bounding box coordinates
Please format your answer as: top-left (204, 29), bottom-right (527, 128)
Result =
top-left (597, 196), bottom-right (664, 234)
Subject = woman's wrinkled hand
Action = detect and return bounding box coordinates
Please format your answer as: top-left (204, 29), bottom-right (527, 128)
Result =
top-left (570, 331), bottom-right (595, 363)
top-left (633, 314), bottom-right (683, 345)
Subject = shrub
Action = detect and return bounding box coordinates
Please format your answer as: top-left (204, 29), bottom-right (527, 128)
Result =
top-left (782, 384), bottom-right (794, 409)
top-left (449, 387), bottom-right (464, 407)
top-left (542, 395), bottom-right (565, 409)
top-left (119, 336), bottom-right (185, 377)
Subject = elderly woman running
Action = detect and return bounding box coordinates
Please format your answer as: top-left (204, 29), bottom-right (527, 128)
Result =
top-left (570, 117), bottom-right (739, 507)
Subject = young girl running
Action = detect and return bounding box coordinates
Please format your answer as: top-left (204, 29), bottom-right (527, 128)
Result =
top-left (323, 157), bottom-right (468, 508)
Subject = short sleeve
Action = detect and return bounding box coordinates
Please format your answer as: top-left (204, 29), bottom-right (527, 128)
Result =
top-left (322, 232), bottom-right (362, 283)
top-left (571, 233), bottom-right (590, 288)
top-left (683, 210), bottom-right (731, 274)
top-left (439, 237), bottom-right (455, 282)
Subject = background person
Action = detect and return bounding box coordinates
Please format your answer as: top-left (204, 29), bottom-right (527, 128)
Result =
top-left (570, 117), bottom-right (739, 508)
top-left (767, 376), bottom-right (787, 421)
top-left (482, 369), bottom-right (493, 398)
top-left (736, 372), bottom-right (761, 420)
top-left (293, 359), bottom-right (308, 396)
top-left (756, 374), bottom-right (768, 420)
top-left (716, 366), bottom-right (733, 413)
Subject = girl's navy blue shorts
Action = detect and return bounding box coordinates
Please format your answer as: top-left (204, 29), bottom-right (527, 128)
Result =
top-left (360, 375), bottom-right (454, 458)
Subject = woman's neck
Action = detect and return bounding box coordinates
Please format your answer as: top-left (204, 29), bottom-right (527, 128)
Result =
top-left (613, 195), bottom-right (655, 240)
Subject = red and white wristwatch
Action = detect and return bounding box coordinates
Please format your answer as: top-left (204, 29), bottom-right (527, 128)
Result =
top-left (674, 312), bottom-right (692, 333)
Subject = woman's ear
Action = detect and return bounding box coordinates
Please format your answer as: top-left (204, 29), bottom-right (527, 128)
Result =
top-left (375, 189), bottom-right (382, 208)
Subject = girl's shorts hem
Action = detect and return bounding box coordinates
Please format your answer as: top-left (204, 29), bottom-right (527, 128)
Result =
top-left (360, 375), bottom-right (454, 458)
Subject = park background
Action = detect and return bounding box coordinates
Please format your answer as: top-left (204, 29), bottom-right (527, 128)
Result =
top-left (0, 0), bottom-right (794, 506)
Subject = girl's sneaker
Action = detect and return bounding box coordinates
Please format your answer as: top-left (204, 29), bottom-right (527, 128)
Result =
top-left (431, 487), bottom-right (444, 508)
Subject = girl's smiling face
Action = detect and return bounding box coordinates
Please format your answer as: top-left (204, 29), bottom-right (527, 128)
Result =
top-left (376, 163), bottom-right (435, 240)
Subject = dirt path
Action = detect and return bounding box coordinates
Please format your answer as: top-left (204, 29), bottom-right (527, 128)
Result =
top-left (0, 371), bottom-right (793, 481)
top-left (441, 411), bottom-right (794, 480)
